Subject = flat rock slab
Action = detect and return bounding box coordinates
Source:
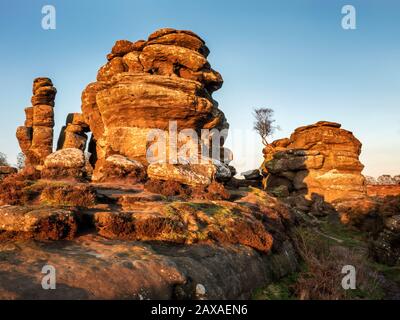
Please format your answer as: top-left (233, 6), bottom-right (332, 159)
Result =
top-left (0, 235), bottom-right (297, 299)
top-left (93, 201), bottom-right (274, 253)
top-left (0, 206), bottom-right (77, 240)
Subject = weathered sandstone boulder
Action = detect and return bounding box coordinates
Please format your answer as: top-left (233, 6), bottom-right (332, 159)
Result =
top-left (147, 159), bottom-right (231, 186)
top-left (147, 162), bottom-right (216, 186)
top-left (0, 205), bottom-right (77, 240)
top-left (262, 121), bottom-right (366, 203)
top-left (81, 28), bottom-right (230, 182)
top-left (41, 148), bottom-right (86, 181)
top-left (16, 77), bottom-right (56, 168)
top-left (92, 154), bottom-right (146, 183)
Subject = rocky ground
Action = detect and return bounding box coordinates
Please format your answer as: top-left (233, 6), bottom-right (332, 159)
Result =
top-left (0, 235), bottom-right (296, 300)
top-left (1, 176), bottom-right (399, 300)
top-left (0, 182), bottom-right (299, 299)
top-left (253, 213), bottom-right (400, 300)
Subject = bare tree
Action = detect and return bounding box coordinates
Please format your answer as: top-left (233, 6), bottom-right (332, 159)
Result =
top-left (0, 152), bottom-right (8, 166)
top-left (253, 108), bottom-right (278, 146)
top-left (16, 152), bottom-right (25, 170)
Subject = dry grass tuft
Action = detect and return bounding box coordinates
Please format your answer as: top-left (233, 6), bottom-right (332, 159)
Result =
top-left (292, 227), bottom-right (383, 300)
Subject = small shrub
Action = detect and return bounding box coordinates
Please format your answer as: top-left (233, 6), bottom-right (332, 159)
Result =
top-left (292, 227), bottom-right (383, 300)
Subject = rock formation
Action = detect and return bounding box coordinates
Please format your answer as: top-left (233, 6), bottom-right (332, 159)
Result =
top-left (0, 206), bottom-right (77, 240)
top-left (57, 113), bottom-right (89, 151)
top-left (16, 78), bottom-right (56, 169)
top-left (41, 148), bottom-right (87, 181)
top-left (81, 28), bottom-right (231, 184)
top-left (92, 154), bottom-right (146, 183)
top-left (261, 121), bottom-right (366, 202)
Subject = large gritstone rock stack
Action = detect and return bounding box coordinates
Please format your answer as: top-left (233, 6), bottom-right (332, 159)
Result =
top-left (261, 121), bottom-right (366, 203)
top-left (16, 78), bottom-right (56, 169)
top-left (81, 28), bottom-right (232, 184)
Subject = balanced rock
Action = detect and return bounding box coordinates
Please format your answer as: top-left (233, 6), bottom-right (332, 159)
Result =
top-left (16, 77), bottom-right (56, 169)
top-left (81, 28), bottom-right (230, 183)
top-left (41, 148), bottom-right (86, 181)
top-left (262, 121), bottom-right (366, 202)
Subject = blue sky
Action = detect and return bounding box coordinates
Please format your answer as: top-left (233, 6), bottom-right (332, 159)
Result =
top-left (0, 0), bottom-right (399, 176)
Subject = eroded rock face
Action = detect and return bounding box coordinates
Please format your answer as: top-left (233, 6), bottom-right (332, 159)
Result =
top-left (262, 121), bottom-right (366, 203)
top-left (16, 78), bottom-right (56, 169)
top-left (146, 158), bottom-right (231, 186)
top-left (81, 28), bottom-right (230, 179)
